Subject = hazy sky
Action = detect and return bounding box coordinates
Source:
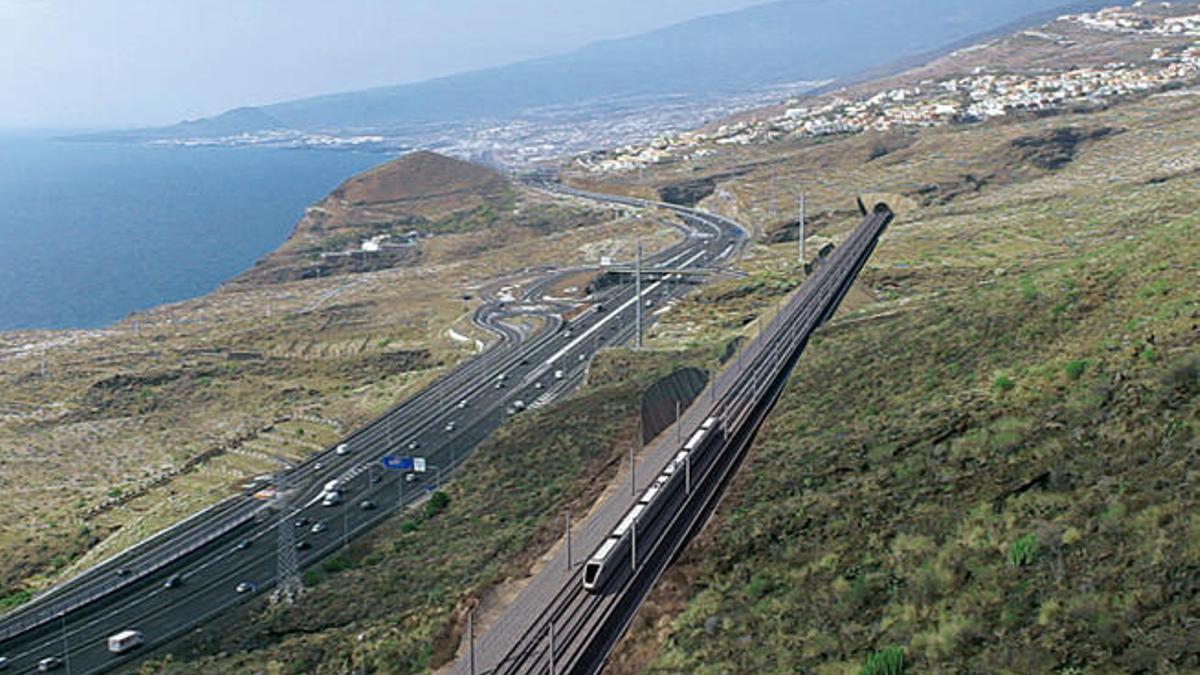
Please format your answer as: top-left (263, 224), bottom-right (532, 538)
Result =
top-left (0, 0), bottom-right (771, 129)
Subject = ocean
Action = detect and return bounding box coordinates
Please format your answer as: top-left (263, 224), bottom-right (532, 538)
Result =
top-left (0, 133), bottom-right (383, 331)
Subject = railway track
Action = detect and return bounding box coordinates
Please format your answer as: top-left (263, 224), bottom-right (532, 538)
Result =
top-left (469, 202), bottom-right (894, 675)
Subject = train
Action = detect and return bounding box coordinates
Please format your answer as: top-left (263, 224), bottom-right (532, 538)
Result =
top-left (583, 416), bottom-right (724, 593)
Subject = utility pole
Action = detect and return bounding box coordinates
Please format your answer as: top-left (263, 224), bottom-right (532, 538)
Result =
top-left (685, 452), bottom-right (691, 494)
top-left (357, 633), bottom-right (367, 675)
top-left (468, 609), bottom-right (477, 675)
top-left (798, 193), bottom-right (807, 264)
top-left (631, 518), bottom-right (638, 571)
top-left (634, 239), bottom-right (643, 350)
top-left (675, 400), bottom-right (682, 443)
top-left (629, 443), bottom-right (636, 497)
top-left (40, 351), bottom-right (47, 379)
top-left (275, 468), bottom-right (301, 604)
top-left (771, 174), bottom-right (778, 224)
top-left (61, 614), bottom-right (71, 675)
top-left (564, 510), bottom-right (573, 572)
top-left (631, 412), bottom-right (641, 496)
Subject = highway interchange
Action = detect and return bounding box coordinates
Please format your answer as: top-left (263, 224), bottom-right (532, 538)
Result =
top-left (0, 181), bottom-right (747, 674)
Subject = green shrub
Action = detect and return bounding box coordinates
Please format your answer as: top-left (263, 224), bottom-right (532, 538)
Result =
top-left (1065, 360), bottom-right (1088, 381)
top-left (322, 555), bottom-right (353, 574)
top-left (746, 572), bottom-right (774, 600)
top-left (301, 570), bottom-right (320, 587)
top-left (1019, 276), bottom-right (1039, 302)
top-left (993, 374), bottom-right (1015, 392)
top-left (860, 646), bottom-right (906, 675)
top-left (0, 589), bottom-right (32, 608)
top-left (425, 491), bottom-right (450, 518)
top-left (1009, 534), bottom-right (1038, 567)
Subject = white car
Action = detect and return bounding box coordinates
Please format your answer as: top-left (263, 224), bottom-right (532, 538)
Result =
top-left (335, 443), bottom-right (351, 456)
top-left (236, 581), bottom-right (257, 594)
top-left (407, 440), bottom-right (420, 450)
top-left (0, 656), bottom-right (8, 670)
top-left (310, 522), bottom-right (328, 534)
top-left (37, 657), bottom-right (62, 672)
top-left (457, 399), bottom-right (468, 409)
top-left (444, 421), bottom-right (456, 432)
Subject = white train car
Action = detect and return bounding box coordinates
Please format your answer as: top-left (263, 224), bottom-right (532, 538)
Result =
top-left (583, 417), bottom-right (722, 593)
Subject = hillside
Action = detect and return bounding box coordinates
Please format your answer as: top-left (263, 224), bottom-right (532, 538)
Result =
top-left (94, 0), bottom-right (1110, 145)
top-left (571, 4), bottom-right (1200, 672)
top-left (0, 153), bottom-right (676, 606)
top-left (238, 151), bottom-right (605, 283)
top-left (75, 4), bottom-right (1197, 673)
top-left (5, 3), bottom-right (1196, 673)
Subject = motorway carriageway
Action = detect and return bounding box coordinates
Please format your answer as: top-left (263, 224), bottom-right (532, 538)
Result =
top-left (0, 189), bottom-right (744, 675)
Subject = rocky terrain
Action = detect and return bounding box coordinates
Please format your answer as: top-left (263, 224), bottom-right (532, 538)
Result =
top-left (238, 151), bottom-right (609, 284)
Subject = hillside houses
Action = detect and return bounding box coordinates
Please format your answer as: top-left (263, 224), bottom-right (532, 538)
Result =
top-left (581, 4), bottom-right (1200, 175)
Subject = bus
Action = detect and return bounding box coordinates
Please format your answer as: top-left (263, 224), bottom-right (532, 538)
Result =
top-left (107, 629), bottom-right (144, 654)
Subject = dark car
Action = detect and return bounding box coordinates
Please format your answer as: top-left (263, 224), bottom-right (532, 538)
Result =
top-left (296, 540), bottom-right (312, 551)
top-left (359, 500), bottom-right (376, 511)
top-left (115, 567), bottom-right (131, 578)
top-left (294, 517), bottom-right (309, 528)
top-left (235, 538), bottom-right (252, 550)
top-left (163, 574), bottom-right (183, 589)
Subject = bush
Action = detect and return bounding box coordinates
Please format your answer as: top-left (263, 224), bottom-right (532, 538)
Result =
top-left (425, 491), bottom-right (451, 518)
top-left (0, 589), bottom-right (32, 609)
top-left (993, 374), bottom-right (1015, 392)
top-left (1019, 276), bottom-right (1039, 302)
top-left (1009, 534), bottom-right (1038, 567)
top-left (1065, 360), bottom-right (1088, 381)
top-left (746, 572), bottom-right (774, 600)
top-left (322, 555), bottom-right (353, 574)
top-left (860, 646), bottom-right (906, 675)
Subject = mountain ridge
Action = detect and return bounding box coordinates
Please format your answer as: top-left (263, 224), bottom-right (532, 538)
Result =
top-left (83, 0), bottom-right (1121, 144)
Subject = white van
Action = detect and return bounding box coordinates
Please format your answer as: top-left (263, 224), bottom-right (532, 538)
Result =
top-left (107, 629), bottom-right (144, 654)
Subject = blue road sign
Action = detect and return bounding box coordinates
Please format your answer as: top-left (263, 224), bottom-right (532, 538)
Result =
top-left (381, 455), bottom-right (414, 471)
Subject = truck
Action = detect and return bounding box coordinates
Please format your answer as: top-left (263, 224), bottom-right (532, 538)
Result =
top-left (107, 629), bottom-right (144, 654)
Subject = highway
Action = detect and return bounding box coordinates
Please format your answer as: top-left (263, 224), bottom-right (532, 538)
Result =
top-left (456, 203), bottom-right (894, 675)
top-left (0, 180), bottom-right (746, 674)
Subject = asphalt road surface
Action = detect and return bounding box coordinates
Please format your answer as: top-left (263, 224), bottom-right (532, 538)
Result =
top-left (0, 181), bottom-right (746, 675)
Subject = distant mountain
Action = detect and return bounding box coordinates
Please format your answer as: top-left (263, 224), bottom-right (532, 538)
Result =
top-left (171, 107), bottom-right (286, 137)
top-left (96, 0), bottom-right (1117, 142)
